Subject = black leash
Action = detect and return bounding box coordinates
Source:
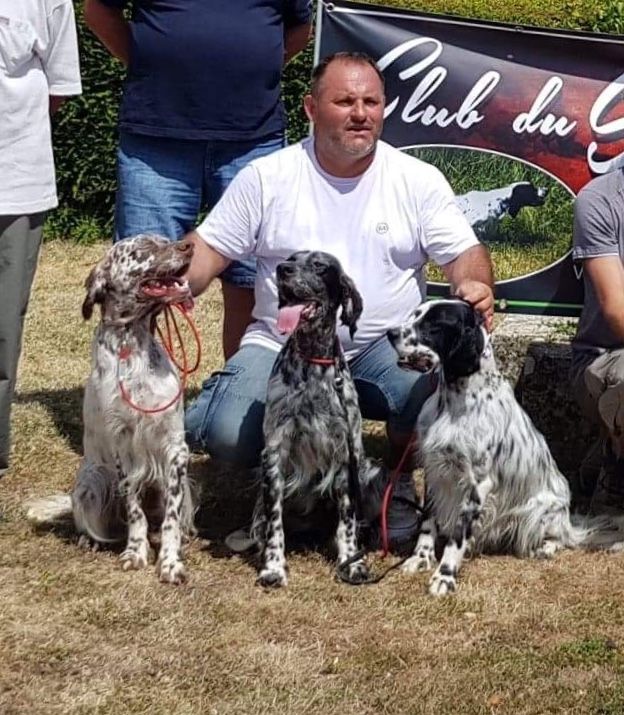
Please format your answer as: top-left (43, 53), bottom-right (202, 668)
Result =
top-left (316, 339), bottom-right (364, 524)
top-left (336, 495), bottom-right (423, 586)
top-left (336, 548), bottom-right (413, 586)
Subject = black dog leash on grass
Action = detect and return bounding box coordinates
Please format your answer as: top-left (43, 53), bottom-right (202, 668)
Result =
top-left (336, 548), bottom-right (412, 586)
top-left (336, 494), bottom-right (424, 586)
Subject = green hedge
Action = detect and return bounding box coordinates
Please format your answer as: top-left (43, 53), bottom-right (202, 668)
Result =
top-left (48, 0), bottom-right (623, 241)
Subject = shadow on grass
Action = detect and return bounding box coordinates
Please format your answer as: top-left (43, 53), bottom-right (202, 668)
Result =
top-left (15, 387), bottom-right (84, 453)
top-left (13, 384), bottom-right (205, 457)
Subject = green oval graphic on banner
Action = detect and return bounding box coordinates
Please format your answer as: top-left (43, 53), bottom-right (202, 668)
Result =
top-left (402, 145), bottom-right (574, 283)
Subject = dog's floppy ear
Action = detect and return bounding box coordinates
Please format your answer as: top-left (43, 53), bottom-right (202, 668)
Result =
top-left (443, 311), bottom-right (484, 382)
top-left (339, 273), bottom-right (363, 339)
top-left (82, 261), bottom-right (108, 320)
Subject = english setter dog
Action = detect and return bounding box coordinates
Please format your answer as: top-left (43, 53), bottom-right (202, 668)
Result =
top-left (254, 250), bottom-right (381, 587)
top-left (27, 235), bottom-right (195, 584)
top-left (388, 298), bottom-right (616, 596)
top-left (457, 182), bottom-right (548, 240)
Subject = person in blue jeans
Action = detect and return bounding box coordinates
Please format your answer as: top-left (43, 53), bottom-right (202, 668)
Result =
top-left (183, 53), bottom-right (495, 548)
top-left (84, 0), bottom-right (312, 358)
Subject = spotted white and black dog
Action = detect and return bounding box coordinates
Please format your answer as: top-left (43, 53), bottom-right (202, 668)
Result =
top-left (26, 235), bottom-right (195, 584)
top-left (388, 299), bottom-right (618, 596)
top-left (254, 250), bottom-right (382, 587)
top-left (457, 182), bottom-right (548, 240)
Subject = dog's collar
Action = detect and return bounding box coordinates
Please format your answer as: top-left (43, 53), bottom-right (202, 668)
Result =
top-left (306, 356), bottom-right (337, 366)
top-left (299, 336), bottom-right (342, 367)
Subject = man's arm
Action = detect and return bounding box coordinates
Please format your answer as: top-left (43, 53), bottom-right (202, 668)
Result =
top-left (185, 232), bottom-right (232, 297)
top-left (49, 96), bottom-right (65, 115)
top-left (583, 256), bottom-right (624, 341)
top-left (441, 244), bottom-right (495, 329)
top-left (84, 0), bottom-right (130, 65)
top-left (284, 22), bottom-right (312, 64)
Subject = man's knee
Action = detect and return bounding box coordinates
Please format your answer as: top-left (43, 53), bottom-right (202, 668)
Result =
top-left (581, 349), bottom-right (624, 451)
top-left (584, 349), bottom-right (624, 397)
top-left (185, 390), bottom-right (264, 468)
top-left (184, 346), bottom-right (275, 467)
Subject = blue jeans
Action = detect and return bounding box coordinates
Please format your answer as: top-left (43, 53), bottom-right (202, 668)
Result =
top-left (185, 337), bottom-right (437, 468)
top-left (114, 131), bottom-right (286, 287)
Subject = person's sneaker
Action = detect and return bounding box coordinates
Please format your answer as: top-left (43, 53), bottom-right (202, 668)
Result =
top-left (367, 471), bottom-right (422, 550)
top-left (224, 503), bottom-right (337, 553)
top-left (387, 472), bottom-right (422, 544)
top-left (589, 445), bottom-right (624, 516)
top-left (225, 524), bottom-right (258, 553)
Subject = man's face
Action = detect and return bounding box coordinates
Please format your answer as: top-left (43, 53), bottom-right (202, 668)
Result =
top-left (304, 60), bottom-right (385, 162)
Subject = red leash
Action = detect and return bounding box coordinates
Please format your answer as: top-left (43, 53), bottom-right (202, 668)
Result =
top-left (379, 435), bottom-right (418, 558)
top-left (118, 303), bottom-right (201, 414)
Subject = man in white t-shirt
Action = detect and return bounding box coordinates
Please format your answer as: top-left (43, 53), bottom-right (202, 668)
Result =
top-left (184, 52), bottom-right (494, 545)
top-left (0, 0), bottom-right (82, 477)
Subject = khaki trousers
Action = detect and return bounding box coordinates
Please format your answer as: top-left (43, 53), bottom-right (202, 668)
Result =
top-left (0, 213), bottom-right (45, 475)
top-left (572, 348), bottom-right (624, 458)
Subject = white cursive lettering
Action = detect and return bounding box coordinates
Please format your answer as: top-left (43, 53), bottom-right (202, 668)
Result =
top-left (378, 38), bottom-right (499, 130)
top-left (512, 77), bottom-right (576, 137)
top-left (587, 72), bottom-right (624, 174)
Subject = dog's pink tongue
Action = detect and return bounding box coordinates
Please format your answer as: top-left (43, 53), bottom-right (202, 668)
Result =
top-left (277, 304), bottom-right (305, 335)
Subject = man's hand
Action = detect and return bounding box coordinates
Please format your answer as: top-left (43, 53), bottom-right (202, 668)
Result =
top-left (184, 231), bottom-right (232, 297)
top-left (454, 279), bottom-right (494, 331)
top-left (441, 244), bottom-right (495, 331)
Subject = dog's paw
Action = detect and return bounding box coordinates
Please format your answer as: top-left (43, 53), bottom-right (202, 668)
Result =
top-left (339, 559), bottom-right (369, 584)
top-left (533, 540), bottom-right (560, 560)
top-left (158, 559), bottom-right (187, 585)
top-left (77, 534), bottom-right (101, 552)
top-left (428, 571), bottom-right (457, 597)
top-left (402, 549), bottom-right (435, 575)
top-left (120, 547), bottom-right (149, 571)
top-left (257, 567), bottom-right (288, 588)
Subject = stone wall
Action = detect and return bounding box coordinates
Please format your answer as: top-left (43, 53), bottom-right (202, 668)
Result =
top-left (492, 314), bottom-right (597, 479)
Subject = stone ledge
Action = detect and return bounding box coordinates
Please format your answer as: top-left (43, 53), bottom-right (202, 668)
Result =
top-left (492, 314), bottom-right (596, 476)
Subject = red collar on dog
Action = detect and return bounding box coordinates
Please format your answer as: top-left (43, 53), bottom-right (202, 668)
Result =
top-left (306, 356), bottom-right (336, 366)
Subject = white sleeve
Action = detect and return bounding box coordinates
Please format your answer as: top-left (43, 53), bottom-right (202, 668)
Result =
top-left (419, 166), bottom-right (480, 266)
top-left (41, 0), bottom-right (82, 95)
top-left (195, 164), bottom-right (263, 261)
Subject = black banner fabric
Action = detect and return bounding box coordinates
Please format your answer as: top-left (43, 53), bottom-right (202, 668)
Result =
top-left (317, 1), bottom-right (624, 315)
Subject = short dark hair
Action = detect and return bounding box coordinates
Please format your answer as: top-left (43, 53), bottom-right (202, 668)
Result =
top-left (310, 52), bottom-right (385, 97)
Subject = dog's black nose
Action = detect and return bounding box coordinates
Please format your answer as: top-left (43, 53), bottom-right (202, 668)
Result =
top-left (387, 327), bottom-right (400, 342)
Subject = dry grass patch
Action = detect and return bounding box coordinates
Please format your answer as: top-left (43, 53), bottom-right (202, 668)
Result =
top-left (2, 241), bottom-right (624, 714)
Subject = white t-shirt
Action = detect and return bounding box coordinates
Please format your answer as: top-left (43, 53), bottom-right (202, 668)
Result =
top-left (197, 138), bottom-right (479, 359)
top-left (0, 0), bottom-right (81, 215)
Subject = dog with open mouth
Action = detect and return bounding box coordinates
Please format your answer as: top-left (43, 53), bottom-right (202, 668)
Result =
top-left (26, 234), bottom-right (196, 584)
top-left (252, 249), bottom-right (384, 587)
top-left (388, 298), bottom-right (622, 596)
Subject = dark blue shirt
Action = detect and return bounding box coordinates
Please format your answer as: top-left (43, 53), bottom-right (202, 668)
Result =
top-left (100, 0), bottom-right (312, 140)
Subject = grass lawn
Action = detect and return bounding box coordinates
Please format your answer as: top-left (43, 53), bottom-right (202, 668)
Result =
top-left (1, 241), bottom-right (624, 715)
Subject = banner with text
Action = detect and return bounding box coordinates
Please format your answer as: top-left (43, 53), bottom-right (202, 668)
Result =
top-left (317, 0), bottom-right (624, 315)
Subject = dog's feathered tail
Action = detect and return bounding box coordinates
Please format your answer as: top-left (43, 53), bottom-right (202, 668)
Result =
top-left (25, 460), bottom-right (126, 543)
top-left (572, 513), bottom-right (624, 551)
top-left (26, 458), bottom-right (196, 545)
top-left (479, 502), bottom-right (624, 556)
top-left (71, 460), bottom-right (127, 543)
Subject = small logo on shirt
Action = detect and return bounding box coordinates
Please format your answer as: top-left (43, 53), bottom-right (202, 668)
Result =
top-left (376, 222), bottom-right (389, 234)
